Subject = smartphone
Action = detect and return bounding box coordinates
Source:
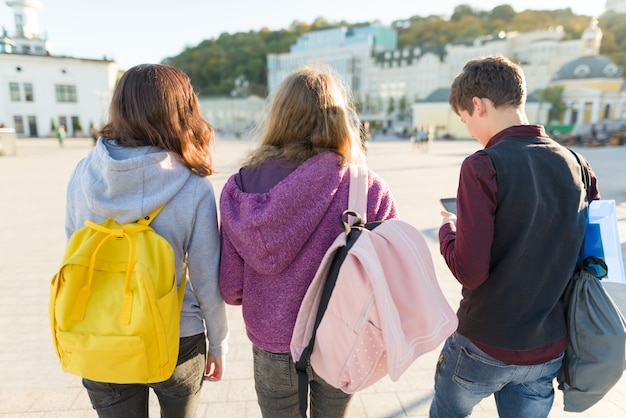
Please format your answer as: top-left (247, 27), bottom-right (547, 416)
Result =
top-left (440, 197), bottom-right (457, 214)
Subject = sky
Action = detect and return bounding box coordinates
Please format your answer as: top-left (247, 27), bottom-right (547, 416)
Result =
top-left (0, 0), bottom-right (606, 70)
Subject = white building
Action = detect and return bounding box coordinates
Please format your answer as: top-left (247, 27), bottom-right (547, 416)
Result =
top-left (199, 95), bottom-right (265, 134)
top-left (0, 0), bottom-right (118, 137)
top-left (606, 0), bottom-right (626, 13)
top-left (267, 25), bottom-right (397, 105)
top-left (267, 18), bottom-right (603, 130)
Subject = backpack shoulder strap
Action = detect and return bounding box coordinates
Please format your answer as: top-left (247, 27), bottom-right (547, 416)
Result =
top-left (568, 149), bottom-right (595, 270)
top-left (348, 164), bottom-right (368, 223)
top-left (137, 205), bottom-right (164, 226)
top-left (568, 149), bottom-right (590, 201)
top-left (295, 164), bottom-right (370, 417)
top-left (135, 204), bottom-right (187, 310)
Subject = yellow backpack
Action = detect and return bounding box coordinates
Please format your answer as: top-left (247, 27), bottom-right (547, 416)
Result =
top-left (49, 206), bottom-right (186, 384)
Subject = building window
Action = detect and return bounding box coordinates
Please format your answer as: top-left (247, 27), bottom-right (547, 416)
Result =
top-left (9, 82), bottom-right (20, 101)
top-left (604, 63), bottom-right (619, 77)
top-left (13, 115), bottom-right (24, 134)
top-left (24, 83), bottom-right (34, 101)
top-left (573, 64), bottom-right (591, 78)
top-left (55, 85), bottom-right (77, 103)
top-left (27, 115), bottom-right (38, 137)
top-left (15, 14), bottom-right (23, 37)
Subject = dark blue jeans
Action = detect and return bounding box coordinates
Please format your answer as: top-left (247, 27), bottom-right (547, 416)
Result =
top-left (429, 332), bottom-right (564, 418)
top-left (252, 345), bottom-right (353, 418)
top-left (83, 333), bottom-right (206, 418)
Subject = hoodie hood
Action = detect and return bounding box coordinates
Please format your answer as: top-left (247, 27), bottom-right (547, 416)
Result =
top-left (220, 151), bottom-right (347, 276)
top-left (74, 138), bottom-right (191, 223)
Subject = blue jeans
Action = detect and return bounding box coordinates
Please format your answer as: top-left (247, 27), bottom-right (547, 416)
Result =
top-left (83, 333), bottom-right (207, 418)
top-left (429, 332), bottom-right (564, 418)
top-left (252, 345), bottom-right (353, 418)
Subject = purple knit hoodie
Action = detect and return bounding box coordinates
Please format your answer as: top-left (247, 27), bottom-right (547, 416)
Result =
top-left (219, 151), bottom-right (398, 353)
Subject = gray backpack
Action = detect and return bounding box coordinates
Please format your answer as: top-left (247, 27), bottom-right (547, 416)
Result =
top-left (557, 255), bottom-right (626, 412)
top-left (557, 151), bottom-right (626, 412)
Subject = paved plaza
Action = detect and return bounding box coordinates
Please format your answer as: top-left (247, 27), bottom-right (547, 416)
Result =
top-left (1, 135), bottom-right (625, 417)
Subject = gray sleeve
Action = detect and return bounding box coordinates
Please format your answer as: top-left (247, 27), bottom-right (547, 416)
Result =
top-left (186, 180), bottom-right (229, 357)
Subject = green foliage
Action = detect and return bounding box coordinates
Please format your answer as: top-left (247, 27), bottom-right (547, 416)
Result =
top-left (490, 5), bottom-right (516, 22)
top-left (598, 12), bottom-right (626, 72)
top-left (165, 27), bottom-right (307, 96)
top-left (538, 86), bottom-right (567, 123)
top-left (387, 97), bottom-right (395, 115)
top-left (398, 96), bottom-right (408, 118)
top-left (161, 7), bottom-right (626, 97)
top-left (395, 6), bottom-right (594, 48)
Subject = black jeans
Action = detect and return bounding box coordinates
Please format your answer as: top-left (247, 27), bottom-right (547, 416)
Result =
top-left (83, 333), bottom-right (207, 418)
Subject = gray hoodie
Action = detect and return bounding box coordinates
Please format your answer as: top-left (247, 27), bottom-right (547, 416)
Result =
top-left (65, 138), bottom-right (228, 357)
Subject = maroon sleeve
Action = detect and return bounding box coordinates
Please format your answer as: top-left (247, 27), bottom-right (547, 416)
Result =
top-left (439, 151), bottom-right (497, 289)
top-left (587, 162), bottom-right (601, 201)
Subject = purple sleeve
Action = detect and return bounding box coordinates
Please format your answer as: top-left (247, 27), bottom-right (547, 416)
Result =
top-left (366, 170), bottom-right (399, 222)
top-left (218, 230), bottom-right (244, 306)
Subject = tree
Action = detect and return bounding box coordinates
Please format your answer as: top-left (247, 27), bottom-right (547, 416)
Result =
top-left (353, 98), bottom-right (363, 113)
top-left (387, 97), bottom-right (395, 115)
top-left (451, 4), bottom-right (477, 22)
top-left (489, 5), bottom-right (516, 23)
top-left (538, 86), bottom-right (567, 123)
top-left (398, 96), bottom-right (408, 118)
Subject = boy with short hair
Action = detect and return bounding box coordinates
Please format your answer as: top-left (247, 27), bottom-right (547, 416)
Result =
top-left (429, 55), bottom-right (601, 417)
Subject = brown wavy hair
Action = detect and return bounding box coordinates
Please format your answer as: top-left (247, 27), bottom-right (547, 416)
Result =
top-left (449, 55), bottom-right (527, 116)
top-left (243, 63), bottom-right (364, 167)
top-left (100, 64), bottom-right (215, 176)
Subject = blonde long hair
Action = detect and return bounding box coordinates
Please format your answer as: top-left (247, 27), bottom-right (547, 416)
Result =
top-left (243, 63), bottom-right (365, 167)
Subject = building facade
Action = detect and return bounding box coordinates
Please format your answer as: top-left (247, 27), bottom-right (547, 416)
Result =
top-left (267, 23), bottom-right (601, 102)
top-left (267, 17), bottom-right (605, 136)
top-left (551, 54), bottom-right (626, 132)
top-left (199, 95), bottom-right (265, 135)
top-left (0, 0), bottom-right (118, 137)
top-left (267, 25), bottom-right (397, 104)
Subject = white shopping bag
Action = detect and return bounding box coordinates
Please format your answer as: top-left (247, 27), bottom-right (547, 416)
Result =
top-left (587, 200), bottom-right (625, 283)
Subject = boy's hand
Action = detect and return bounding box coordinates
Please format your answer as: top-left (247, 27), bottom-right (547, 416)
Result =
top-left (441, 210), bottom-right (457, 226)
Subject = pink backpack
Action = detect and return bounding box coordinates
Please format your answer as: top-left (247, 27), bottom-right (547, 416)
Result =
top-left (290, 165), bottom-right (458, 415)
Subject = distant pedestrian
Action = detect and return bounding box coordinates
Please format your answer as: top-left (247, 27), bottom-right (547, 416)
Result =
top-left (414, 125), bottom-right (426, 152)
top-left (422, 125), bottom-right (433, 153)
top-left (56, 125), bottom-right (65, 147)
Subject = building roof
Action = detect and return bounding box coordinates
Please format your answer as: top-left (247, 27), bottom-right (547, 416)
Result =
top-left (424, 87), bottom-right (450, 102)
top-left (421, 87), bottom-right (541, 103)
top-left (552, 55), bottom-right (623, 81)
